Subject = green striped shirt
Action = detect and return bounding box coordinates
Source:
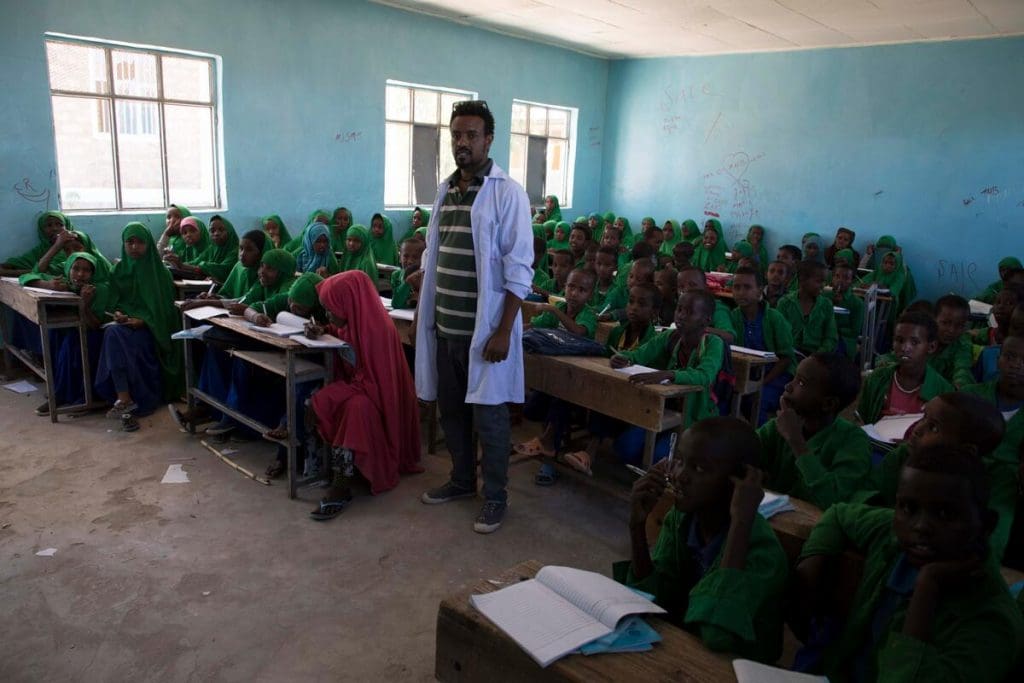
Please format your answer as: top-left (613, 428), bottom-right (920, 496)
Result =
top-left (435, 161), bottom-right (491, 339)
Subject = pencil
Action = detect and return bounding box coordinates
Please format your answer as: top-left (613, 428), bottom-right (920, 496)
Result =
top-left (624, 464), bottom-right (647, 477)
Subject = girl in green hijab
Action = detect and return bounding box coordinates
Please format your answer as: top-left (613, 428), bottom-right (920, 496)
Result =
top-left (587, 212), bottom-right (605, 243)
top-left (338, 225), bottom-right (379, 282)
top-left (330, 207), bottom-right (353, 253)
top-left (243, 248), bottom-right (299, 321)
top-left (262, 214), bottom-right (291, 250)
top-left (547, 221), bottom-right (570, 252)
top-left (544, 195), bottom-right (563, 223)
top-left (977, 256), bottom-right (1024, 304)
top-left (859, 249), bottom-right (911, 316)
top-left (659, 219), bottom-right (682, 259)
top-left (96, 223), bottom-right (183, 421)
top-left (21, 228), bottom-right (109, 282)
top-left (286, 272), bottom-right (325, 319)
top-left (693, 219), bottom-right (727, 272)
top-left (680, 219), bottom-right (702, 245)
top-left (746, 224), bottom-right (769, 276)
top-left (1, 211), bottom-right (74, 276)
top-left (402, 206), bottom-right (430, 243)
top-left (614, 216), bottom-right (636, 249)
top-left (170, 214), bottom-right (240, 282)
top-left (156, 204), bottom-right (192, 257)
top-left (369, 213), bottom-right (400, 267)
top-left (206, 229), bottom-right (268, 302)
top-left (726, 240), bottom-right (755, 273)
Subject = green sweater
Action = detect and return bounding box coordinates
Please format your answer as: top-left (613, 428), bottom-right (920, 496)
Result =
top-left (728, 303), bottom-right (797, 375)
top-left (856, 364), bottom-right (954, 426)
top-left (833, 290), bottom-right (864, 360)
top-left (776, 292), bottom-right (838, 355)
top-left (590, 280), bottom-right (621, 311)
top-left (619, 509), bottom-right (788, 663)
top-left (617, 331), bottom-right (724, 428)
top-left (605, 321), bottom-right (656, 353)
top-left (530, 301), bottom-right (598, 339)
top-left (799, 504), bottom-right (1024, 683)
top-left (390, 269), bottom-right (414, 309)
top-left (929, 333), bottom-right (975, 388)
top-left (756, 417), bottom-right (871, 508)
top-left (711, 299), bottom-right (737, 339)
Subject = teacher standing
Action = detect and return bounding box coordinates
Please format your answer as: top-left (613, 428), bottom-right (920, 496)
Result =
top-left (416, 99), bottom-right (533, 534)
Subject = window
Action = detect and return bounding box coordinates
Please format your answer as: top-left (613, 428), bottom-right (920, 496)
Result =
top-left (384, 80), bottom-right (477, 209)
top-left (509, 100), bottom-right (576, 208)
top-left (44, 36), bottom-right (223, 212)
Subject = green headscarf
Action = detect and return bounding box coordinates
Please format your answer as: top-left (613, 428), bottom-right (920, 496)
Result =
top-left (166, 204), bottom-right (192, 256)
top-left (588, 212), bottom-right (605, 242)
top-left (247, 248), bottom-right (298, 307)
top-left (545, 195), bottom-right (563, 223)
top-left (338, 225), bottom-right (379, 282)
top-left (369, 214), bottom-right (400, 266)
top-left (39, 229), bottom-right (109, 277)
top-left (330, 207), bottom-right (352, 253)
top-left (860, 249), bottom-right (908, 304)
top-left (288, 272), bottom-right (323, 309)
top-left (617, 216), bottom-right (635, 248)
top-left (63, 251), bottom-right (112, 319)
top-left (681, 219), bottom-right (701, 245)
top-left (3, 211), bottom-right (72, 270)
top-left (659, 220), bottom-right (682, 257)
top-left (401, 206), bottom-right (430, 243)
top-left (188, 215), bottom-right (239, 281)
top-left (178, 217), bottom-right (211, 263)
top-left (746, 224), bottom-right (770, 273)
top-left (726, 239), bottom-right (754, 273)
top-left (833, 248), bottom-right (857, 267)
top-left (999, 256), bottom-right (1023, 271)
top-left (110, 222), bottom-right (182, 400)
top-left (547, 221), bottom-right (570, 251)
top-left (693, 219), bottom-right (726, 272)
top-left (220, 230), bottom-right (267, 300)
top-left (262, 214), bottom-right (292, 251)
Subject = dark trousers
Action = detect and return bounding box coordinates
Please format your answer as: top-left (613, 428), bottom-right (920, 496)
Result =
top-left (435, 336), bottom-right (511, 503)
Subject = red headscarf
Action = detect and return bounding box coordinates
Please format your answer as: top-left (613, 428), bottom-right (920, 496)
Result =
top-left (312, 271), bottom-right (422, 493)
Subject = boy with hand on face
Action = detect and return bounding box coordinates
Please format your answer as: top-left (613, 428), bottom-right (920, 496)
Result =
top-left (391, 238), bottom-right (425, 310)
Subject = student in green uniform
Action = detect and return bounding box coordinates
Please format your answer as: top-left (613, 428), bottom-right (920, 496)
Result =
top-left (237, 249), bottom-right (299, 325)
top-left (763, 260), bottom-right (789, 308)
top-left (620, 417), bottom-right (789, 663)
top-left (590, 246), bottom-right (623, 312)
top-left (672, 240), bottom-right (695, 271)
top-left (543, 194), bottom-right (562, 223)
top-left (794, 444), bottom-right (1024, 682)
top-left (568, 223), bottom-right (590, 267)
top-left (824, 227), bottom-right (859, 269)
top-left (680, 218), bottom-right (701, 246)
top-left (369, 213), bottom-right (400, 267)
top-left (172, 216), bottom-right (211, 264)
top-left (337, 224), bottom-right (379, 282)
top-left (642, 223), bottom-right (665, 255)
top-left (529, 236), bottom-right (553, 296)
top-left (676, 265), bottom-right (736, 344)
top-left (858, 312), bottom-right (953, 426)
top-left (745, 224), bottom-right (769, 278)
top-left (659, 219), bottom-right (682, 261)
top-left (329, 207), bottom-right (352, 251)
top-left (262, 214), bottom-right (291, 251)
top-left (976, 256), bottom-right (1022, 304)
top-left (546, 220), bottom-right (568, 252)
top-left (730, 266), bottom-right (796, 425)
top-left (167, 214), bottom-right (240, 283)
top-left (693, 219), bottom-right (727, 273)
top-left (724, 240), bottom-right (754, 273)
top-left (600, 257), bottom-right (653, 323)
top-left (858, 249), bottom-right (911, 324)
top-left (390, 238), bottom-right (425, 310)
top-left (599, 225), bottom-right (629, 271)
top-left (653, 265), bottom-right (677, 327)
top-left (181, 230), bottom-right (267, 311)
top-left (829, 260), bottom-right (864, 361)
top-left (613, 216), bottom-right (636, 249)
top-left (777, 260), bottom-right (838, 355)
top-left (0, 210), bottom-right (74, 276)
top-left (610, 291), bottom-right (725, 464)
top-left (963, 334), bottom-right (1024, 560)
top-left (155, 204), bottom-right (191, 258)
top-left (931, 294), bottom-right (974, 387)
top-left (756, 352), bottom-right (868, 508)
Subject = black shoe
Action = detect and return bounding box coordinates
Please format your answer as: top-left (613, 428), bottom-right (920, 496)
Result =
top-left (473, 500), bottom-right (507, 534)
top-left (420, 481), bottom-right (476, 505)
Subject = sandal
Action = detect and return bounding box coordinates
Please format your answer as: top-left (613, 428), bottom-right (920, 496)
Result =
top-left (562, 450), bottom-right (593, 476)
top-left (309, 497), bottom-right (351, 521)
top-left (265, 460), bottom-right (286, 479)
top-left (513, 437), bottom-right (555, 458)
top-left (534, 462), bottom-right (559, 486)
top-left (265, 426), bottom-right (288, 441)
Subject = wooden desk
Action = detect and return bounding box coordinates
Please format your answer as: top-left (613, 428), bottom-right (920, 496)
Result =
top-left (181, 313), bottom-right (334, 497)
top-left (524, 354), bottom-right (700, 468)
top-left (729, 352), bottom-right (776, 425)
top-left (0, 279), bottom-right (95, 422)
top-left (435, 560), bottom-right (735, 683)
top-left (174, 278), bottom-right (215, 300)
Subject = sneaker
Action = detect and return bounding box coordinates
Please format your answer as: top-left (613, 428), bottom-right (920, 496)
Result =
top-left (473, 500), bottom-right (507, 534)
top-left (205, 419), bottom-right (235, 436)
top-left (105, 401), bottom-right (138, 419)
top-left (34, 400), bottom-right (50, 416)
top-left (420, 481), bottom-right (476, 505)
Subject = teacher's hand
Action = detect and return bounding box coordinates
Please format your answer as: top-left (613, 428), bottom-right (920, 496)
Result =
top-left (482, 328), bottom-right (512, 363)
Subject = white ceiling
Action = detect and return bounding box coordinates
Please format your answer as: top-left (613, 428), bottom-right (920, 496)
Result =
top-left (371, 0), bottom-right (1024, 58)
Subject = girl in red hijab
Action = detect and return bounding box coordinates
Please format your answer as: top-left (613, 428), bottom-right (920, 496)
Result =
top-left (308, 270), bottom-right (422, 520)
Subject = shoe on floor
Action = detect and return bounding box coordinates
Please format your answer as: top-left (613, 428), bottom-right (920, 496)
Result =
top-left (473, 500), bottom-right (507, 534)
top-left (105, 400), bottom-right (138, 419)
top-left (420, 481), bottom-right (476, 505)
top-left (205, 420), bottom-right (235, 436)
top-left (34, 400), bottom-right (50, 416)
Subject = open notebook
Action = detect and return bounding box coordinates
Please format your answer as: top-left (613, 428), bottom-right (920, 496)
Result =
top-left (862, 413), bottom-right (922, 444)
top-left (733, 659), bottom-right (827, 683)
top-left (470, 565), bottom-right (666, 668)
top-left (245, 312), bottom-right (354, 359)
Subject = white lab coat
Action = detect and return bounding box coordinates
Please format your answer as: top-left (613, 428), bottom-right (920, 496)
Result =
top-left (414, 162), bottom-right (534, 405)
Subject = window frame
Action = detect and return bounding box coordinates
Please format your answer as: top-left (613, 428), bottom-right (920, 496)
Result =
top-left (44, 32), bottom-right (226, 215)
top-left (509, 98), bottom-right (577, 210)
top-left (383, 79), bottom-right (478, 211)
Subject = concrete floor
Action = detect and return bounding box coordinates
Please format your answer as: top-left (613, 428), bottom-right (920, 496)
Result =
top-left (0, 382), bottom-right (631, 682)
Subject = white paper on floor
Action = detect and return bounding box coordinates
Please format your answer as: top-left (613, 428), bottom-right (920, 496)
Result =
top-left (161, 464), bottom-right (190, 484)
top-left (220, 448), bottom-right (238, 456)
top-left (36, 548), bottom-right (58, 556)
top-left (4, 380), bottom-right (39, 394)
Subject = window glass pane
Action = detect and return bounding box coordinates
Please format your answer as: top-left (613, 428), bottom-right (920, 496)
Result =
top-left (511, 102), bottom-right (528, 134)
top-left (439, 126), bottom-right (456, 183)
top-left (51, 95), bottom-right (116, 210)
top-left (114, 100), bottom-right (163, 208)
top-left (528, 106), bottom-right (546, 135)
top-left (46, 42), bottom-right (109, 94)
top-left (508, 134), bottom-right (527, 188)
top-left (440, 93), bottom-right (463, 121)
top-left (384, 122), bottom-right (411, 207)
top-left (413, 89), bottom-right (438, 125)
top-left (162, 56), bottom-right (211, 103)
top-left (386, 85), bottom-right (410, 121)
top-left (165, 105), bottom-right (216, 208)
top-left (545, 138), bottom-right (567, 206)
top-left (548, 108), bottom-right (568, 138)
top-left (111, 50), bottom-right (158, 98)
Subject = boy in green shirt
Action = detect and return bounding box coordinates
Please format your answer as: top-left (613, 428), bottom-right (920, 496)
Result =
top-left (590, 245), bottom-right (623, 312)
top-left (677, 265), bottom-right (736, 344)
top-left (830, 260), bottom-right (864, 361)
top-left (931, 294), bottom-right (974, 387)
top-left (600, 257), bottom-right (653, 323)
top-left (776, 259), bottom-right (838, 355)
top-left (794, 444), bottom-right (1024, 682)
top-left (756, 352), bottom-right (869, 508)
top-left (533, 249), bottom-right (573, 299)
top-left (390, 238), bottom-right (424, 310)
top-left (619, 416), bottom-right (789, 663)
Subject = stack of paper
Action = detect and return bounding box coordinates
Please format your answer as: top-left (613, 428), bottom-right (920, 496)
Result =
top-left (862, 413), bottom-right (923, 444)
top-left (184, 306), bottom-right (229, 322)
top-left (731, 345), bottom-right (777, 360)
top-left (969, 299), bottom-right (992, 317)
top-left (759, 492), bottom-right (795, 519)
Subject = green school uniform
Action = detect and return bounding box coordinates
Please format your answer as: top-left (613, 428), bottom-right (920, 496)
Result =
top-left (866, 443), bottom-right (910, 507)
top-left (532, 267), bottom-right (554, 292)
top-left (262, 214), bottom-right (292, 251)
top-left (799, 503), bottom-right (1024, 683)
top-left (530, 301), bottom-right (598, 339)
top-left (338, 225), bottom-right (379, 282)
top-left (606, 321), bottom-right (656, 353)
top-left (616, 331), bottom-right (725, 428)
top-left (390, 269), bottom-right (414, 309)
top-left (833, 290), bottom-right (864, 360)
top-left (63, 252), bottom-right (112, 320)
top-left (589, 278), bottom-right (620, 310)
top-left (728, 303), bottom-right (797, 375)
top-left (617, 509), bottom-right (788, 663)
top-left (369, 215), bottom-right (400, 267)
top-left (756, 417), bottom-right (870, 508)
top-left (857, 364), bottom-right (953, 426)
top-left (776, 292), bottom-right (838, 355)
top-left (962, 380), bottom-right (1023, 560)
top-left (3, 211), bottom-right (73, 271)
top-left (712, 300), bottom-right (737, 338)
top-left (246, 249), bottom-right (297, 320)
top-left (693, 219), bottom-right (726, 272)
top-left (976, 257), bottom-right (1022, 303)
top-left (658, 219), bottom-right (682, 259)
top-left (178, 218), bottom-right (211, 263)
top-left (929, 333), bottom-right (975, 387)
top-left (187, 215), bottom-right (239, 282)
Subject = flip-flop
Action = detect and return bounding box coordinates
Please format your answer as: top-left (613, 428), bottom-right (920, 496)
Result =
top-left (309, 498), bottom-right (350, 521)
top-left (534, 462), bottom-right (558, 486)
top-left (562, 450), bottom-right (593, 476)
top-left (513, 437), bottom-right (555, 458)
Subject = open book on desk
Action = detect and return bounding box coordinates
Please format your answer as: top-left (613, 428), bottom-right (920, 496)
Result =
top-left (469, 565), bottom-right (666, 667)
top-left (862, 413), bottom-right (922, 445)
top-left (731, 345), bottom-right (777, 360)
top-left (245, 312), bottom-right (355, 361)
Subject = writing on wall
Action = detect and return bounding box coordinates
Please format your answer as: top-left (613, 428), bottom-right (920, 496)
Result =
top-left (587, 126), bottom-right (601, 148)
top-left (13, 173), bottom-right (53, 210)
top-left (659, 82), bottom-right (718, 136)
top-left (935, 259), bottom-right (979, 295)
top-left (702, 151), bottom-right (765, 232)
top-left (335, 131), bottom-right (362, 143)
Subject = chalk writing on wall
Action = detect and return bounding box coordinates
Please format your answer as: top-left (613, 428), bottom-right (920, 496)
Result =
top-left (13, 175), bottom-right (52, 211)
top-left (935, 259), bottom-right (978, 295)
top-left (335, 131), bottom-right (362, 143)
top-left (659, 82), bottom-right (718, 136)
top-left (702, 151), bottom-right (765, 230)
top-left (587, 126), bottom-right (601, 148)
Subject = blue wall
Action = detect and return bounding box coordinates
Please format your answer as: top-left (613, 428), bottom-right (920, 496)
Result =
top-left (0, 0), bottom-right (607, 259)
top-left (601, 37), bottom-right (1024, 300)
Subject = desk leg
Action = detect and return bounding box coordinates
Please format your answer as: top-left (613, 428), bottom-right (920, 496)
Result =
top-left (78, 318), bottom-right (93, 408)
top-left (182, 314), bottom-right (196, 433)
top-left (38, 304), bottom-right (58, 424)
top-left (751, 385), bottom-right (763, 427)
top-left (286, 350), bottom-right (297, 499)
top-left (642, 430), bottom-right (655, 469)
